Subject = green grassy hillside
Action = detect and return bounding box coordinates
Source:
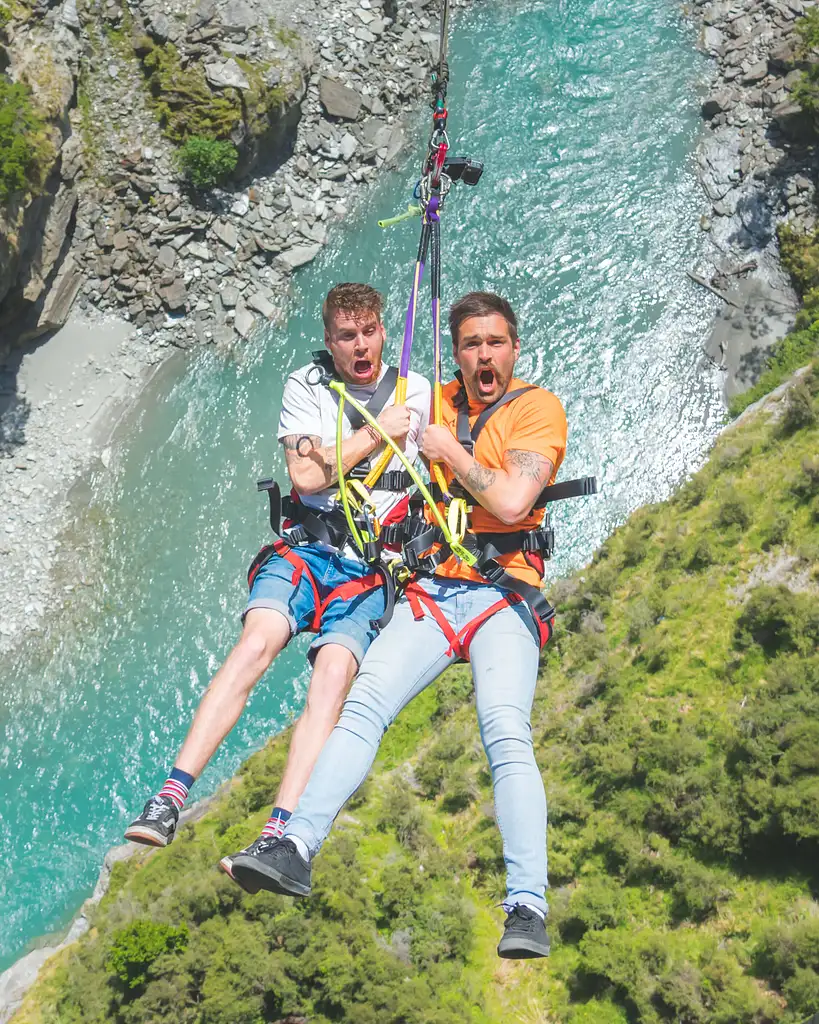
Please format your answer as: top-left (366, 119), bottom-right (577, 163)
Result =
top-left (13, 363), bottom-right (819, 1024)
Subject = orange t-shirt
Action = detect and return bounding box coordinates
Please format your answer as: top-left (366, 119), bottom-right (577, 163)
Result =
top-left (433, 378), bottom-right (567, 587)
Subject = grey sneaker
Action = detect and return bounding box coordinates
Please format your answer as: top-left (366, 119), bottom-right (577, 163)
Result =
top-left (124, 795), bottom-right (179, 848)
top-left (497, 905), bottom-right (551, 959)
top-left (230, 837), bottom-right (312, 897)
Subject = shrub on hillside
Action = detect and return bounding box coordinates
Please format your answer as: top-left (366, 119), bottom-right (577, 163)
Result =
top-left (0, 79), bottom-right (52, 202)
top-left (686, 535), bottom-right (717, 571)
top-left (378, 778), bottom-right (426, 850)
top-left (716, 489), bottom-right (753, 530)
top-left (176, 135), bottom-right (238, 189)
top-left (781, 380), bottom-right (817, 434)
top-left (578, 928), bottom-right (771, 1023)
top-left (757, 917), bottom-right (819, 1007)
top-left (105, 920), bottom-right (188, 989)
top-left (141, 41), bottom-right (240, 143)
top-left (416, 735), bottom-right (466, 798)
top-left (796, 6), bottom-right (819, 53)
top-left (762, 510), bottom-right (791, 549)
top-left (735, 585), bottom-right (819, 657)
top-left (440, 765), bottom-right (476, 813)
top-left (793, 456), bottom-right (819, 501)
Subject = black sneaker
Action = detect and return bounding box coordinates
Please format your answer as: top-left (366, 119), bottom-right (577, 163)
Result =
top-left (229, 837), bottom-right (312, 897)
top-left (217, 841), bottom-right (268, 895)
top-left (124, 795), bottom-right (179, 848)
top-left (497, 905), bottom-right (551, 959)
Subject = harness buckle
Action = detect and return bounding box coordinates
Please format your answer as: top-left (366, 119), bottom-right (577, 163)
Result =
top-left (479, 560), bottom-right (508, 585)
top-left (395, 564), bottom-right (414, 585)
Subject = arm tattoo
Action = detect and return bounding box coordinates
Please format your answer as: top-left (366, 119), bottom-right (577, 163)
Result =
top-left (460, 462), bottom-right (497, 493)
top-left (281, 434), bottom-right (320, 457)
top-left (506, 448), bottom-right (550, 484)
top-left (281, 431), bottom-right (372, 488)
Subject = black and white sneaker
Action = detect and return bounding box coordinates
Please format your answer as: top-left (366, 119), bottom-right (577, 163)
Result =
top-left (229, 837), bottom-right (312, 897)
top-left (497, 905), bottom-right (551, 959)
top-left (218, 841), bottom-right (267, 895)
top-left (124, 795), bottom-right (179, 848)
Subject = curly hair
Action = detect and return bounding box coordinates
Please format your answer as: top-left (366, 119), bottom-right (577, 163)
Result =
top-left (449, 291), bottom-right (519, 347)
top-left (322, 283), bottom-right (384, 329)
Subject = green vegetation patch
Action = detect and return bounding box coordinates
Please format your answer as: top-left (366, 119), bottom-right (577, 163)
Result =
top-left (176, 135), bottom-right (237, 189)
top-left (792, 8), bottom-right (819, 116)
top-left (135, 39), bottom-right (293, 156)
top-left (0, 78), bottom-right (53, 202)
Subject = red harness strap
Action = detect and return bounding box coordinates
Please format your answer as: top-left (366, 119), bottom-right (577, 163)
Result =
top-left (404, 582), bottom-right (553, 662)
top-left (248, 539), bottom-right (383, 634)
top-left (315, 572), bottom-right (382, 624)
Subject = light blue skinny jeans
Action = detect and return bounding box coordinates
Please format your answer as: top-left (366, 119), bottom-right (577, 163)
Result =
top-left (285, 576), bottom-right (549, 914)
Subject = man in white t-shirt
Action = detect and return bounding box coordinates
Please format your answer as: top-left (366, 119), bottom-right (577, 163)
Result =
top-left (124, 284), bottom-right (430, 874)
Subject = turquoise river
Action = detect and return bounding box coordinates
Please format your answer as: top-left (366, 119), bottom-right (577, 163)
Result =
top-left (0, 0), bottom-right (722, 971)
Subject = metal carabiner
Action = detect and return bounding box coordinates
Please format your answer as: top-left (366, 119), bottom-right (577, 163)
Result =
top-left (305, 363), bottom-right (331, 387)
top-left (446, 497), bottom-right (469, 544)
top-left (346, 478), bottom-right (378, 518)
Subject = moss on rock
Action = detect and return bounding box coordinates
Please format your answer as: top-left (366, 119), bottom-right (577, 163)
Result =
top-left (140, 40), bottom-right (240, 144)
top-left (135, 38), bottom-right (304, 178)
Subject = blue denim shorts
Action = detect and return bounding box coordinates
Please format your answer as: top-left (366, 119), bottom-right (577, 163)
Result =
top-left (244, 544), bottom-right (385, 667)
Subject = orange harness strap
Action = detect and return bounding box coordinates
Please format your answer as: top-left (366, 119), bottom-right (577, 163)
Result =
top-left (404, 582), bottom-right (553, 662)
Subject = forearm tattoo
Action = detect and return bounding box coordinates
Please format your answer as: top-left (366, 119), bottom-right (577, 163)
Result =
top-left (459, 461), bottom-right (497, 493)
top-left (281, 430), bottom-right (374, 487)
top-left (281, 434), bottom-right (320, 457)
top-left (506, 448), bottom-right (550, 484)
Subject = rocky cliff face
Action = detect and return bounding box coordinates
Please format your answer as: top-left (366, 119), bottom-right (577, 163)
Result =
top-left (0, 0), bottom-right (453, 359)
top-left (0, 9), bottom-right (81, 341)
top-left (690, 0), bottom-right (819, 398)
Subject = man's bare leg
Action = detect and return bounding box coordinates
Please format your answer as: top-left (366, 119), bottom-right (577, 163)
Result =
top-left (174, 608), bottom-right (291, 778)
top-left (217, 643), bottom-right (357, 889)
top-left (125, 609), bottom-right (291, 846)
top-left (273, 644), bottom-right (357, 813)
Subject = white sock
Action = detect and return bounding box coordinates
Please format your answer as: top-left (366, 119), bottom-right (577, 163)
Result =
top-left (504, 901), bottom-right (545, 920)
top-left (285, 833), bottom-right (310, 862)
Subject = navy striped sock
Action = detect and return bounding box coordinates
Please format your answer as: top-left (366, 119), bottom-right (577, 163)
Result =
top-left (159, 767), bottom-right (196, 811)
top-left (260, 806), bottom-right (291, 838)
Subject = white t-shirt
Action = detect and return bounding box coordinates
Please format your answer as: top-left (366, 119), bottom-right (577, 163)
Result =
top-left (277, 360), bottom-right (431, 526)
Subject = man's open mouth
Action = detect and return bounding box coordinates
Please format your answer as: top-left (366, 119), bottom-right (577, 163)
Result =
top-left (477, 368), bottom-right (496, 395)
top-left (354, 358), bottom-right (373, 378)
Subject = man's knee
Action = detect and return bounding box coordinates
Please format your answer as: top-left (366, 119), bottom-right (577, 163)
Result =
top-left (233, 620), bottom-right (283, 678)
top-left (307, 650), bottom-right (356, 718)
top-left (479, 703), bottom-right (533, 750)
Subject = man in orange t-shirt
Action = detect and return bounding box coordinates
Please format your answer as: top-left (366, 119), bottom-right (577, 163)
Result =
top-left (233, 293), bottom-right (567, 962)
top-left (423, 343), bottom-right (567, 595)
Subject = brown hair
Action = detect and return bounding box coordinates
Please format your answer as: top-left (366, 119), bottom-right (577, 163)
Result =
top-left (449, 291), bottom-right (519, 348)
top-left (322, 283), bottom-right (383, 330)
